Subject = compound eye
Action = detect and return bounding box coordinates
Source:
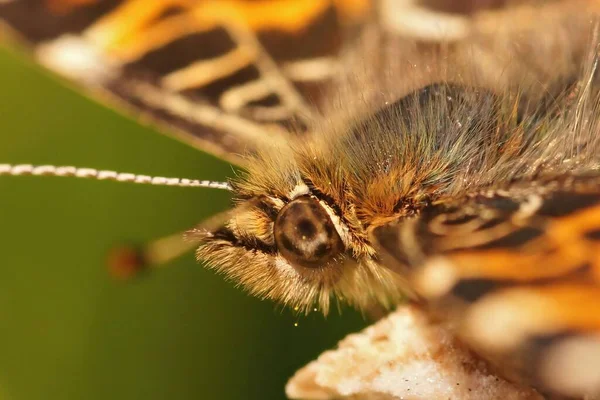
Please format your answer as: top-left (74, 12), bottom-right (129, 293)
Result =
top-left (274, 196), bottom-right (344, 269)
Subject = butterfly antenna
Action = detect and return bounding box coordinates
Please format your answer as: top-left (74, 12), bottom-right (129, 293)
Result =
top-left (108, 209), bottom-right (233, 280)
top-left (0, 163), bottom-right (232, 190)
top-left (1, 163), bottom-right (232, 280)
top-left (108, 230), bottom-right (198, 280)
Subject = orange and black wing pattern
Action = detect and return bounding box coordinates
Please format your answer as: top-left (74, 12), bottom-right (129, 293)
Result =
top-left (373, 176), bottom-right (600, 397)
top-left (0, 0), bottom-right (371, 165)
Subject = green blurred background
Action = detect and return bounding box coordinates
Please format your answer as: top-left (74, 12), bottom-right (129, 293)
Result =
top-left (0, 46), bottom-right (366, 400)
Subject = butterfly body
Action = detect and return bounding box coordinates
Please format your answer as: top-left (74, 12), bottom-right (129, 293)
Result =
top-left (197, 78), bottom-right (600, 396)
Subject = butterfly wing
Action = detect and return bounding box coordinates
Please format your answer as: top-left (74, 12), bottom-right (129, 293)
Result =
top-left (3, 0), bottom-right (558, 167)
top-left (0, 0), bottom-right (371, 165)
top-left (372, 178), bottom-right (600, 397)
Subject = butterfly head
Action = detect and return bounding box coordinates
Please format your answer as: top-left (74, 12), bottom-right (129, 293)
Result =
top-left (193, 144), bottom-right (406, 314)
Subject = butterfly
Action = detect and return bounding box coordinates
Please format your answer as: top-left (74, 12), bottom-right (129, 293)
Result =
top-left (2, 0), bottom-right (600, 399)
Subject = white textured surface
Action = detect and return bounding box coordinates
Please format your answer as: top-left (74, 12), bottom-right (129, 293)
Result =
top-left (286, 305), bottom-right (542, 400)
